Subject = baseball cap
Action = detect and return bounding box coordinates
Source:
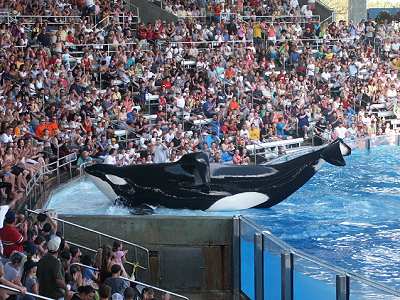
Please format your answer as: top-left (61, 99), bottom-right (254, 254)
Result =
top-left (47, 236), bottom-right (61, 252)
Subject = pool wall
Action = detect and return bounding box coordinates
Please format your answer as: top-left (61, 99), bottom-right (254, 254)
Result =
top-left (60, 214), bottom-right (236, 300)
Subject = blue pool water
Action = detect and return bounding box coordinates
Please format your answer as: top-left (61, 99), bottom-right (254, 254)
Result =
top-left (47, 145), bottom-right (400, 290)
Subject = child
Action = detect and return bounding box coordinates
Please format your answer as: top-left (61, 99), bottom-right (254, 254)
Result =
top-left (112, 241), bottom-right (127, 267)
top-left (112, 241), bottom-right (129, 278)
top-left (21, 260), bottom-right (38, 294)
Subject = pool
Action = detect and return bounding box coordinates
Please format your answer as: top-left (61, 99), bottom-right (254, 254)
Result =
top-left (46, 144), bottom-right (400, 289)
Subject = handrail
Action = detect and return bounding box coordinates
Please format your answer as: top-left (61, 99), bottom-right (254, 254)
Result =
top-left (120, 277), bottom-right (190, 300)
top-left (69, 263), bottom-right (189, 299)
top-left (25, 152), bottom-right (78, 209)
top-left (92, 15), bottom-right (110, 30)
top-left (240, 215), bottom-right (400, 296)
top-left (13, 34), bottom-right (381, 52)
top-left (71, 262), bottom-right (99, 272)
top-left (0, 284), bottom-right (54, 300)
top-left (5, 14), bottom-right (83, 18)
top-left (26, 209), bottom-right (150, 271)
top-left (241, 14), bottom-right (320, 22)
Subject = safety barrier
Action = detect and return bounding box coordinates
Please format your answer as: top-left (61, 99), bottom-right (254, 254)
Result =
top-left (2, 14), bottom-right (83, 26)
top-left (234, 216), bottom-right (400, 300)
top-left (0, 284), bottom-right (54, 300)
top-left (1, 12), bottom-right (139, 30)
top-left (241, 14), bottom-right (320, 23)
top-left (70, 263), bottom-right (189, 299)
top-left (246, 138), bottom-right (304, 163)
top-left (121, 276), bottom-right (189, 300)
top-left (25, 152), bottom-right (77, 210)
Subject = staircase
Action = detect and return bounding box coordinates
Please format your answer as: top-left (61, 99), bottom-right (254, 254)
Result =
top-left (125, 0), bottom-right (177, 24)
top-left (299, 0), bottom-right (337, 23)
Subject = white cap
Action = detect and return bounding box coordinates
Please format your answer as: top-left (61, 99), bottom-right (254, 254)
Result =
top-left (47, 236), bottom-right (61, 252)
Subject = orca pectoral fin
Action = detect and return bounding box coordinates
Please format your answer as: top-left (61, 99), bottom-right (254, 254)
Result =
top-left (206, 192), bottom-right (269, 212)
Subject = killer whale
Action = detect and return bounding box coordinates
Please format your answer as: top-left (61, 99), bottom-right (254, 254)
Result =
top-left (85, 139), bottom-right (351, 211)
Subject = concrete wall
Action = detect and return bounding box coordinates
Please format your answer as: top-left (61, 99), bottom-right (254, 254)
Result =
top-left (299, 0), bottom-right (334, 23)
top-left (60, 215), bottom-right (234, 300)
top-left (349, 0), bottom-right (367, 23)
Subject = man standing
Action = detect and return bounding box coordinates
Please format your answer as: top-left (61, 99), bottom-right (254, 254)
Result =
top-left (37, 236), bottom-right (66, 300)
top-left (153, 139), bottom-right (169, 163)
top-left (335, 122), bottom-right (348, 139)
top-left (0, 210), bottom-right (26, 257)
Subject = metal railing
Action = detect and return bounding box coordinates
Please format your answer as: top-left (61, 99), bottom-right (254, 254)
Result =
top-left (26, 209), bottom-right (150, 271)
top-left (1, 11), bottom-right (139, 30)
top-left (25, 152), bottom-right (78, 210)
top-left (241, 14), bottom-right (320, 23)
top-left (91, 13), bottom-right (140, 32)
top-left (235, 216), bottom-right (400, 300)
top-left (0, 284), bottom-right (54, 300)
top-left (69, 263), bottom-right (189, 299)
top-left (120, 277), bottom-right (189, 300)
top-left (3, 14), bottom-right (83, 26)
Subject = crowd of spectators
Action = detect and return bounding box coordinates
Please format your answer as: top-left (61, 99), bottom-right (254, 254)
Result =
top-left (0, 205), bottom-right (171, 300)
top-left (0, 0), bottom-right (399, 198)
top-left (162, 0), bottom-right (315, 19)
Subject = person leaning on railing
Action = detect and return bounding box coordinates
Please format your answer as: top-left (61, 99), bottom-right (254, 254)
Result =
top-left (0, 263), bottom-right (27, 299)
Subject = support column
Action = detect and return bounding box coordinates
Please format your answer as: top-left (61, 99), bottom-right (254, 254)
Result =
top-left (336, 274), bottom-right (349, 300)
top-left (254, 233), bottom-right (264, 300)
top-left (281, 252), bottom-right (293, 300)
top-left (233, 216), bottom-right (241, 300)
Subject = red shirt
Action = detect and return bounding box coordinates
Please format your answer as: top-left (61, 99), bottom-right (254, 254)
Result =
top-left (162, 80), bottom-right (172, 90)
top-left (0, 224), bottom-right (24, 257)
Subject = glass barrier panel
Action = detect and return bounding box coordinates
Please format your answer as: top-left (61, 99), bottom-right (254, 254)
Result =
top-left (349, 278), bottom-right (400, 300)
top-left (293, 255), bottom-right (337, 300)
top-left (263, 236), bottom-right (283, 300)
top-left (240, 220), bottom-right (256, 300)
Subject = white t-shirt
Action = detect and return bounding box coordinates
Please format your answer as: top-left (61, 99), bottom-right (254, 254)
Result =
top-left (0, 205), bottom-right (9, 229)
top-left (290, 0), bottom-right (299, 8)
top-left (103, 155), bottom-right (117, 165)
top-left (165, 132), bottom-right (175, 143)
top-left (85, 0), bottom-right (95, 7)
top-left (176, 96), bottom-right (185, 109)
top-left (0, 133), bottom-right (13, 144)
top-left (335, 126), bottom-right (347, 139)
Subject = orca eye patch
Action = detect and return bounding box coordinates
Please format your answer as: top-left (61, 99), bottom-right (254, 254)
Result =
top-left (105, 174), bottom-right (128, 185)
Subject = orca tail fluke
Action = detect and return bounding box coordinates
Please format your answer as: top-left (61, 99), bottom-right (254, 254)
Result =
top-left (321, 139), bottom-right (352, 166)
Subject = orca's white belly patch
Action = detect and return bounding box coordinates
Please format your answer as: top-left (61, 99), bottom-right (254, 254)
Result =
top-left (206, 192), bottom-right (269, 211)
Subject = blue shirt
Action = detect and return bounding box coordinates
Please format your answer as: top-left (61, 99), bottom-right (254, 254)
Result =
top-left (290, 51), bottom-right (300, 63)
top-left (204, 134), bottom-right (219, 148)
top-left (210, 120), bottom-right (221, 137)
top-left (221, 151), bottom-right (233, 162)
top-left (276, 122), bottom-right (285, 136)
